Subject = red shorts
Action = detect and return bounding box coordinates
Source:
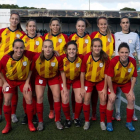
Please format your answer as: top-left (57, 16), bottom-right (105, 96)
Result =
top-left (60, 78), bottom-right (81, 90)
top-left (108, 81), bottom-right (131, 94)
top-left (35, 75), bottom-right (60, 86)
top-left (4, 79), bottom-right (32, 94)
top-left (84, 80), bottom-right (104, 93)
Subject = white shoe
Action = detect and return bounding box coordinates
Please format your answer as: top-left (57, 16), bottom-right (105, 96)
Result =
top-left (83, 122), bottom-right (90, 130)
top-left (100, 122), bottom-right (106, 130)
top-left (11, 114), bottom-right (18, 123)
top-left (55, 121), bottom-right (63, 130)
top-left (132, 114), bottom-right (138, 121)
top-left (115, 113), bottom-right (121, 121)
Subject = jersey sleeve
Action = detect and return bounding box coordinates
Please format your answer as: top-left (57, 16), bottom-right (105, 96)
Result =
top-left (40, 36), bottom-right (45, 41)
top-left (78, 54), bottom-right (84, 60)
top-left (135, 34), bottom-right (140, 60)
top-left (107, 59), bottom-right (115, 77)
top-left (44, 33), bottom-right (49, 39)
top-left (131, 58), bottom-right (138, 77)
top-left (62, 34), bottom-right (69, 43)
top-left (57, 56), bottom-right (63, 71)
top-left (69, 34), bottom-right (74, 41)
top-left (25, 51), bottom-right (39, 60)
top-left (0, 55), bottom-right (10, 70)
top-left (90, 31), bottom-right (98, 39)
top-left (0, 28), bottom-right (6, 42)
top-left (30, 54), bottom-right (39, 71)
top-left (20, 34), bottom-right (25, 39)
top-left (81, 53), bottom-right (89, 72)
top-left (21, 31), bottom-right (26, 35)
top-left (104, 58), bottom-right (110, 74)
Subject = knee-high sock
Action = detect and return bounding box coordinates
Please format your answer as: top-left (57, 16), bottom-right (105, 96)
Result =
top-left (11, 92), bottom-right (18, 115)
top-left (36, 103), bottom-right (43, 122)
top-left (3, 105), bottom-right (11, 127)
top-left (47, 87), bottom-right (54, 110)
top-left (100, 104), bottom-right (107, 122)
top-left (54, 102), bottom-right (61, 122)
top-left (71, 90), bottom-right (75, 113)
top-left (0, 87), bottom-right (3, 115)
top-left (83, 104), bottom-right (90, 122)
top-left (32, 96), bottom-right (37, 115)
top-left (126, 108), bottom-right (134, 122)
top-left (26, 104), bottom-right (34, 125)
top-left (106, 109), bottom-right (113, 123)
top-left (115, 87), bottom-right (121, 114)
top-left (74, 102), bottom-right (82, 119)
top-left (62, 102), bottom-right (70, 120)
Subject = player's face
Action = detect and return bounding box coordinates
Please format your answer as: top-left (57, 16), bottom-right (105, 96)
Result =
top-left (97, 19), bottom-right (108, 34)
top-left (67, 44), bottom-right (77, 58)
top-left (10, 14), bottom-right (20, 27)
top-left (76, 20), bottom-right (86, 35)
top-left (92, 41), bottom-right (102, 55)
top-left (42, 41), bottom-right (53, 56)
top-left (118, 47), bottom-right (130, 62)
top-left (26, 21), bottom-right (36, 35)
top-left (13, 42), bottom-right (24, 58)
top-left (120, 18), bottom-right (130, 32)
top-left (50, 20), bottom-right (60, 34)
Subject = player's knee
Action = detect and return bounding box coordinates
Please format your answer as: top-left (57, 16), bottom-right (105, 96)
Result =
top-left (4, 99), bottom-right (11, 106)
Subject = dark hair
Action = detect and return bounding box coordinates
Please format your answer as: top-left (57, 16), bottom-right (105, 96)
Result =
top-left (120, 16), bottom-right (131, 32)
top-left (76, 18), bottom-right (91, 28)
top-left (91, 38), bottom-right (108, 63)
top-left (40, 39), bottom-right (53, 61)
top-left (8, 39), bottom-right (24, 56)
top-left (64, 40), bottom-right (77, 54)
top-left (26, 19), bottom-right (37, 32)
top-left (118, 42), bottom-right (130, 52)
top-left (10, 12), bottom-right (23, 31)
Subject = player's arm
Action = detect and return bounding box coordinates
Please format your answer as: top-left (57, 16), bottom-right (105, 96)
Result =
top-left (135, 35), bottom-right (140, 65)
top-left (80, 72), bottom-right (86, 95)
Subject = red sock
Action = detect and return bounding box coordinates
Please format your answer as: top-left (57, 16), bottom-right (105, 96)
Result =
top-left (106, 109), bottom-right (113, 123)
top-left (32, 96), bottom-right (37, 115)
top-left (62, 102), bottom-right (70, 120)
top-left (3, 105), bottom-right (11, 127)
top-left (71, 90), bottom-right (75, 113)
top-left (100, 104), bottom-right (107, 122)
top-left (26, 104), bottom-right (34, 125)
top-left (74, 102), bottom-right (82, 119)
top-left (91, 87), bottom-right (98, 116)
top-left (48, 87), bottom-right (54, 110)
top-left (11, 92), bottom-right (18, 115)
top-left (83, 104), bottom-right (90, 122)
top-left (126, 108), bottom-right (134, 123)
top-left (54, 102), bottom-right (61, 122)
top-left (0, 87), bottom-right (3, 115)
top-left (23, 97), bottom-right (26, 114)
top-left (36, 103), bottom-right (43, 122)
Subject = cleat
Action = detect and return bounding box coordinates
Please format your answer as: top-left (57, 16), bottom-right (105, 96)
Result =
top-left (64, 120), bottom-right (71, 128)
top-left (28, 124), bottom-right (36, 132)
top-left (0, 115), bottom-right (2, 122)
top-left (33, 115), bottom-right (38, 124)
top-left (55, 121), bottom-right (63, 130)
top-left (49, 110), bottom-right (55, 119)
top-left (21, 114), bottom-right (28, 124)
top-left (2, 126), bottom-right (12, 134)
top-left (107, 123), bottom-right (113, 132)
top-left (11, 114), bottom-right (18, 123)
top-left (100, 122), bottom-right (106, 130)
top-left (112, 116), bottom-right (115, 121)
top-left (115, 113), bottom-right (121, 121)
top-left (91, 114), bottom-right (97, 121)
top-left (37, 122), bottom-right (44, 131)
top-left (126, 122), bottom-right (135, 131)
top-left (74, 119), bottom-right (81, 127)
top-left (132, 114), bottom-right (138, 121)
top-left (137, 66), bottom-right (140, 72)
top-left (83, 122), bottom-right (90, 130)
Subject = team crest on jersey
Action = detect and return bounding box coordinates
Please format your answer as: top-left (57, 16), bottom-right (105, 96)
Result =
top-left (39, 79), bottom-right (43, 84)
top-left (58, 38), bottom-right (62, 43)
top-left (128, 68), bottom-right (132, 73)
top-left (85, 39), bottom-right (89, 44)
top-left (23, 61), bottom-right (27, 66)
top-left (76, 63), bottom-right (80, 68)
top-left (99, 63), bottom-right (103, 67)
top-left (16, 34), bottom-right (20, 38)
top-left (51, 62), bottom-right (55, 67)
top-left (128, 39), bottom-right (133, 44)
top-left (36, 41), bottom-right (40, 45)
top-left (108, 38), bottom-right (111, 42)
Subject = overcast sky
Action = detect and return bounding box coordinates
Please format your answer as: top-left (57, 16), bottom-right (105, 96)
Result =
top-left (1, 0), bottom-right (140, 11)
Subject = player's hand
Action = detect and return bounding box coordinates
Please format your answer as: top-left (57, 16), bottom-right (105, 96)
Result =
top-left (2, 82), bottom-right (11, 92)
top-left (54, 50), bottom-right (60, 56)
top-left (23, 83), bottom-right (31, 94)
top-left (100, 88), bottom-right (107, 100)
top-left (109, 92), bottom-right (116, 103)
top-left (80, 87), bottom-right (86, 97)
top-left (128, 90), bottom-right (135, 101)
top-left (62, 86), bottom-right (68, 95)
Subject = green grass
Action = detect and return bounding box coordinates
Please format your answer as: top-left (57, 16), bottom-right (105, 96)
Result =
top-left (0, 74), bottom-right (140, 140)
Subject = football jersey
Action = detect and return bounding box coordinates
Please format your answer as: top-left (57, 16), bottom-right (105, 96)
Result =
top-left (44, 33), bottom-right (68, 55)
top-left (21, 34), bottom-right (44, 53)
top-left (69, 33), bottom-right (91, 55)
top-left (81, 52), bottom-right (109, 82)
top-left (31, 53), bottom-right (63, 78)
top-left (107, 56), bottom-right (137, 84)
top-left (0, 27), bottom-right (25, 60)
top-left (91, 31), bottom-right (114, 59)
top-left (0, 50), bottom-right (35, 81)
top-left (61, 54), bottom-right (83, 80)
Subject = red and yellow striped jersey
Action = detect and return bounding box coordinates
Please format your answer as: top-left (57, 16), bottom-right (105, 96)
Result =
top-left (44, 33), bottom-right (68, 55)
top-left (61, 54), bottom-right (83, 80)
top-left (69, 33), bottom-right (91, 56)
top-left (0, 50), bottom-right (36, 81)
top-left (90, 31), bottom-right (115, 59)
top-left (81, 52), bottom-right (110, 82)
top-left (107, 56), bottom-right (137, 84)
top-left (31, 53), bottom-right (63, 78)
top-left (21, 34), bottom-right (44, 53)
top-left (0, 27), bottom-right (25, 60)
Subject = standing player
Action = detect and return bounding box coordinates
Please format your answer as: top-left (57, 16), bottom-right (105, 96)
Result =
top-left (31, 39), bottom-right (68, 130)
top-left (106, 42), bottom-right (137, 132)
top-left (60, 41), bottom-right (83, 128)
top-left (114, 16), bottom-right (140, 121)
top-left (44, 17), bottom-right (69, 119)
top-left (90, 17), bottom-right (115, 120)
top-left (0, 39), bottom-right (36, 134)
top-left (0, 12), bottom-right (25, 123)
top-left (20, 19), bottom-right (44, 124)
top-left (80, 38), bottom-right (109, 130)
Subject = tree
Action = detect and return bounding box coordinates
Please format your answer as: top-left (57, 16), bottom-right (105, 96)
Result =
top-left (120, 7), bottom-right (136, 11)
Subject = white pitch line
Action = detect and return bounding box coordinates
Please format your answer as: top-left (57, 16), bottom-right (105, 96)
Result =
top-left (121, 96), bottom-right (140, 111)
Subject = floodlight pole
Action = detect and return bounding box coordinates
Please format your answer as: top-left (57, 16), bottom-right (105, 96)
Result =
top-left (89, 0), bottom-right (90, 10)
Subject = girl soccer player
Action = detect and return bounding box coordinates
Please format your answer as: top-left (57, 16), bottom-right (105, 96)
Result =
top-left (31, 39), bottom-right (68, 131)
top-left (0, 12), bottom-right (25, 123)
top-left (106, 42), bottom-right (137, 132)
top-left (81, 38), bottom-right (109, 130)
top-left (44, 17), bottom-right (69, 119)
top-left (0, 39), bottom-right (36, 134)
top-left (60, 41), bottom-right (83, 128)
